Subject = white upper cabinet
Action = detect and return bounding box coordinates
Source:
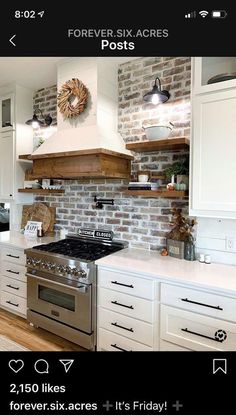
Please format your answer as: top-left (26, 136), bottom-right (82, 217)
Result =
top-left (0, 93), bottom-right (15, 131)
top-left (190, 58), bottom-right (236, 219)
top-left (0, 131), bottom-right (14, 199)
top-left (0, 84), bottom-right (33, 203)
top-left (193, 57), bottom-right (236, 94)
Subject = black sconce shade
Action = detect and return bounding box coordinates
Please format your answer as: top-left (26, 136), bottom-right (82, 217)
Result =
top-left (26, 109), bottom-right (52, 129)
top-left (143, 76), bottom-right (170, 104)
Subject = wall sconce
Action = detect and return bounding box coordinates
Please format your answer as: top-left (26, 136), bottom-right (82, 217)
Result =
top-left (26, 109), bottom-right (52, 129)
top-left (143, 76), bottom-right (170, 104)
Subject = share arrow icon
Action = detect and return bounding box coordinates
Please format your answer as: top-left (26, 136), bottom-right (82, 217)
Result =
top-left (59, 359), bottom-right (74, 373)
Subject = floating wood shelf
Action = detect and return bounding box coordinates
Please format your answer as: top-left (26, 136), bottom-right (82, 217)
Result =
top-left (126, 138), bottom-right (190, 152)
top-left (124, 190), bottom-right (188, 198)
top-left (18, 188), bottom-right (65, 194)
top-left (18, 154), bottom-right (31, 160)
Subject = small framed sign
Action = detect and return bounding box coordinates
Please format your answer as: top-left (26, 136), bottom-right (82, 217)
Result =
top-left (24, 221), bottom-right (42, 237)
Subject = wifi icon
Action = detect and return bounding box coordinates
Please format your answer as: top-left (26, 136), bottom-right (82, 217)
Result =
top-left (199, 10), bottom-right (209, 18)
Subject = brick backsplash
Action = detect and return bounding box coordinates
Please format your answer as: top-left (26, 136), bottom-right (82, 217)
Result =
top-left (33, 57), bottom-right (190, 251)
top-left (34, 177), bottom-right (189, 250)
top-left (33, 85), bottom-right (57, 149)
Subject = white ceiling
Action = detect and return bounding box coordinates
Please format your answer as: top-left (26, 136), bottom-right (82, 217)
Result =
top-left (0, 57), bottom-right (139, 91)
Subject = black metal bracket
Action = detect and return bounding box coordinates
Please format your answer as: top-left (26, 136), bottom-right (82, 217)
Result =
top-left (94, 195), bottom-right (114, 209)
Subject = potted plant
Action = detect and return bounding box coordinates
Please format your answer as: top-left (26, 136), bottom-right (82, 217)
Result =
top-left (163, 156), bottom-right (189, 189)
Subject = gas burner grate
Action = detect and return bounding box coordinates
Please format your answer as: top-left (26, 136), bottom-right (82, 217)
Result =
top-left (33, 238), bottom-right (122, 261)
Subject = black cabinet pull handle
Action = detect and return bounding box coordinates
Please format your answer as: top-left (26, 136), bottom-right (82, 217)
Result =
top-left (6, 269), bottom-right (20, 275)
top-left (6, 300), bottom-right (19, 307)
top-left (111, 300), bottom-right (134, 310)
top-left (6, 254), bottom-right (20, 259)
top-left (111, 322), bottom-right (134, 332)
top-left (181, 328), bottom-right (226, 343)
top-left (111, 280), bottom-right (134, 289)
top-left (181, 297), bottom-right (223, 311)
top-left (6, 284), bottom-right (19, 291)
top-left (110, 343), bottom-right (131, 352)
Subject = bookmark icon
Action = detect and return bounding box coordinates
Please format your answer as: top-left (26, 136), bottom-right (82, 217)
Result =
top-left (59, 359), bottom-right (74, 373)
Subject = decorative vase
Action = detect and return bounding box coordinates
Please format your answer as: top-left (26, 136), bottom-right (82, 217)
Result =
top-left (177, 175), bottom-right (189, 190)
top-left (184, 235), bottom-right (196, 261)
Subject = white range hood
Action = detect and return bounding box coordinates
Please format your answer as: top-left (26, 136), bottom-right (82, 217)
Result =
top-left (32, 57), bottom-right (131, 158)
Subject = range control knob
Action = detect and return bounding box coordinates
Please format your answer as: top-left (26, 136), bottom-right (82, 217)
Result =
top-left (72, 268), bottom-right (80, 277)
top-left (32, 258), bottom-right (39, 267)
top-left (56, 265), bottom-right (66, 274)
top-left (45, 262), bottom-right (52, 270)
top-left (26, 257), bottom-right (33, 265)
top-left (79, 269), bottom-right (87, 278)
top-left (41, 261), bottom-right (46, 269)
top-left (48, 263), bottom-right (55, 271)
top-left (66, 266), bottom-right (73, 275)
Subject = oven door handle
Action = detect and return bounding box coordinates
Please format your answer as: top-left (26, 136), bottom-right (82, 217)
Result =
top-left (26, 273), bottom-right (89, 293)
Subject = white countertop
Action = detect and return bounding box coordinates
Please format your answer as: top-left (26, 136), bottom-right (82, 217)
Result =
top-left (1, 232), bottom-right (236, 295)
top-left (0, 231), bottom-right (59, 250)
top-left (96, 248), bottom-right (236, 295)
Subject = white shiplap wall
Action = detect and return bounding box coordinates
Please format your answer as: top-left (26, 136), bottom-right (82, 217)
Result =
top-left (196, 217), bottom-right (236, 265)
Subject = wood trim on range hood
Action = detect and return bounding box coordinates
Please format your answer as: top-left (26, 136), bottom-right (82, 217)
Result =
top-left (26, 149), bottom-right (133, 179)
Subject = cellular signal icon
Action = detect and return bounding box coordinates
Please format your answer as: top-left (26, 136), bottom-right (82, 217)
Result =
top-left (185, 11), bottom-right (196, 18)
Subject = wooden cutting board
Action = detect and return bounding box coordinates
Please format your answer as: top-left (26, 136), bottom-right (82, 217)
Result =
top-left (21, 203), bottom-right (55, 234)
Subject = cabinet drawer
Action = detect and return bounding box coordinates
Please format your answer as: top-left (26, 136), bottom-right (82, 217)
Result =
top-left (159, 340), bottom-right (191, 351)
top-left (1, 276), bottom-right (26, 298)
top-left (98, 269), bottom-right (155, 299)
top-left (98, 287), bottom-right (154, 323)
top-left (99, 307), bottom-right (153, 346)
top-left (1, 247), bottom-right (25, 266)
top-left (161, 283), bottom-right (236, 323)
top-left (98, 328), bottom-right (153, 351)
top-left (0, 291), bottom-right (26, 316)
top-left (161, 305), bottom-right (236, 351)
top-left (1, 261), bottom-right (26, 282)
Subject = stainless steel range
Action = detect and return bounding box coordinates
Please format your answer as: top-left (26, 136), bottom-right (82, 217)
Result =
top-left (25, 230), bottom-right (127, 350)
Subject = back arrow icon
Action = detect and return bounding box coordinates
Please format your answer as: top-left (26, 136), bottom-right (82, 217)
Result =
top-left (9, 35), bottom-right (16, 46)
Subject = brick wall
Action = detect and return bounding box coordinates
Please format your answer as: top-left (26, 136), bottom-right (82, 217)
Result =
top-left (118, 57), bottom-right (191, 142)
top-left (33, 85), bottom-right (57, 149)
top-left (34, 57), bottom-right (190, 251)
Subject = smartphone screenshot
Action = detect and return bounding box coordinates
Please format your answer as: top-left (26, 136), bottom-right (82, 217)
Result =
top-left (0, 4), bottom-right (235, 414)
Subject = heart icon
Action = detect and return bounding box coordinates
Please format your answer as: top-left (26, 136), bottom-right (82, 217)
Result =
top-left (8, 359), bottom-right (24, 373)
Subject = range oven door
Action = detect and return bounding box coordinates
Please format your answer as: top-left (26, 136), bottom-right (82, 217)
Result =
top-left (27, 273), bottom-right (92, 333)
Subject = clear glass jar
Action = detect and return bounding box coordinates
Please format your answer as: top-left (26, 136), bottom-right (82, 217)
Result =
top-left (184, 235), bottom-right (196, 261)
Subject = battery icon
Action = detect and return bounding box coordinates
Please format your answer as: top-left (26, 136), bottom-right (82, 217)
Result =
top-left (212, 10), bottom-right (227, 18)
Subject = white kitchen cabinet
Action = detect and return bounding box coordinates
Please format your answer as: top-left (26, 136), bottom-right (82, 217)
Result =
top-left (160, 281), bottom-right (236, 351)
top-left (190, 58), bottom-right (236, 218)
top-left (97, 262), bottom-right (236, 352)
top-left (0, 84), bottom-right (33, 205)
top-left (0, 93), bottom-right (15, 131)
top-left (97, 267), bottom-right (159, 351)
top-left (0, 131), bottom-right (14, 200)
top-left (161, 305), bottom-right (236, 351)
top-left (98, 328), bottom-right (153, 351)
top-left (161, 283), bottom-right (236, 323)
top-left (99, 308), bottom-right (154, 346)
top-left (193, 57), bottom-right (236, 94)
top-left (0, 244), bottom-right (27, 317)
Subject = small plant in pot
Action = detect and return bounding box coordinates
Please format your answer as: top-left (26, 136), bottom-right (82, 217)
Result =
top-left (164, 156), bottom-right (189, 190)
